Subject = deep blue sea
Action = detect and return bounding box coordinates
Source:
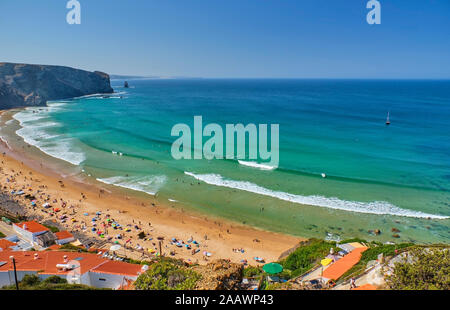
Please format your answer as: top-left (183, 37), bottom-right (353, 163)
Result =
top-left (8, 79), bottom-right (450, 243)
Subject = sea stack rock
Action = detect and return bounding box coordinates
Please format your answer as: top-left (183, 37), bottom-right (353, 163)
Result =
top-left (0, 62), bottom-right (114, 109)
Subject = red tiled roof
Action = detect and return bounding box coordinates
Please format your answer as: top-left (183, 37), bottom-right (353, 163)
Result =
top-left (0, 250), bottom-right (143, 277)
top-left (14, 221), bottom-right (49, 234)
top-left (322, 247), bottom-right (368, 280)
top-left (47, 244), bottom-right (62, 250)
top-left (55, 231), bottom-right (74, 240)
top-left (0, 239), bottom-right (17, 250)
top-left (91, 260), bottom-right (142, 277)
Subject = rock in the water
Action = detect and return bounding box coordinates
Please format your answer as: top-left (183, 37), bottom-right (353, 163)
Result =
top-left (0, 62), bottom-right (113, 109)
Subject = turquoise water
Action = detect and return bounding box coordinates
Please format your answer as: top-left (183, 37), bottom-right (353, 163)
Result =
top-left (9, 79), bottom-right (450, 243)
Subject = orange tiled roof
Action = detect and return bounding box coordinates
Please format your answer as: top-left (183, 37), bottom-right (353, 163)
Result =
top-left (14, 221), bottom-right (49, 234)
top-left (0, 239), bottom-right (17, 250)
top-left (55, 231), bottom-right (74, 240)
top-left (47, 244), bottom-right (62, 251)
top-left (0, 250), bottom-right (143, 277)
top-left (90, 260), bottom-right (142, 276)
top-left (322, 247), bottom-right (368, 280)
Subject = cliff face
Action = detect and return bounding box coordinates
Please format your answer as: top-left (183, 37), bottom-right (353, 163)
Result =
top-left (0, 62), bottom-right (114, 109)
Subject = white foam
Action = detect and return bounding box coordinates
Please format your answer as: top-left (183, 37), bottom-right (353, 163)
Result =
top-left (97, 175), bottom-right (167, 196)
top-left (0, 136), bottom-right (11, 149)
top-left (13, 110), bottom-right (85, 166)
top-left (238, 160), bottom-right (276, 170)
top-left (184, 172), bottom-right (449, 219)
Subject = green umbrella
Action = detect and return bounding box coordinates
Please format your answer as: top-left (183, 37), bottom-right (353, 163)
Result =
top-left (263, 262), bottom-right (283, 275)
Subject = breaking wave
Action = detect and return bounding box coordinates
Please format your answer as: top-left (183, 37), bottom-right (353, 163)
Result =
top-left (97, 175), bottom-right (167, 196)
top-left (184, 172), bottom-right (449, 219)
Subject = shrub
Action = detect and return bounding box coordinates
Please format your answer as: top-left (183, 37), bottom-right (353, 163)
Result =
top-left (341, 242), bottom-right (413, 280)
top-left (59, 243), bottom-right (88, 252)
top-left (280, 238), bottom-right (339, 278)
top-left (43, 275), bottom-right (67, 284)
top-left (43, 224), bottom-right (59, 233)
top-left (21, 274), bottom-right (41, 286)
top-left (1, 274), bottom-right (108, 290)
top-left (134, 260), bottom-right (201, 290)
top-left (385, 247), bottom-right (450, 290)
top-left (243, 266), bottom-right (262, 278)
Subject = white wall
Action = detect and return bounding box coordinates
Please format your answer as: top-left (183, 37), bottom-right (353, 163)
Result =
top-left (56, 237), bottom-right (75, 245)
top-left (12, 225), bottom-right (47, 243)
top-left (88, 272), bottom-right (137, 289)
top-left (0, 271), bottom-right (10, 288)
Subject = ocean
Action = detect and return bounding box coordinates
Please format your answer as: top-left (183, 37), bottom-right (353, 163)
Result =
top-left (6, 79), bottom-right (450, 243)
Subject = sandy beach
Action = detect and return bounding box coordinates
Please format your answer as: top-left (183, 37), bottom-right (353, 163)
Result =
top-left (0, 110), bottom-right (302, 265)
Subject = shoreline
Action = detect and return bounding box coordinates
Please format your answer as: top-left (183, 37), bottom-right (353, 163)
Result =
top-left (0, 109), bottom-right (303, 264)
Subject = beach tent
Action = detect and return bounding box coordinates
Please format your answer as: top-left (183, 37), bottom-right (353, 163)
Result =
top-left (110, 244), bottom-right (121, 251)
top-left (322, 247), bottom-right (368, 280)
top-left (263, 263), bottom-right (283, 275)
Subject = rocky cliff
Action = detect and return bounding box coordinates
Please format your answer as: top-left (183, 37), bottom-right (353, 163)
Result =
top-left (0, 62), bottom-right (113, 109)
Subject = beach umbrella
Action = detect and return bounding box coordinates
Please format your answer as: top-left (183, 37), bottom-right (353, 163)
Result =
top-left (262, 263), bottom-right (283, 275)
top-left (110, 244), bottom-right (121, 251)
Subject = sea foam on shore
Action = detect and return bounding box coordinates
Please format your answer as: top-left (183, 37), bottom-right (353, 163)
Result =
top-left (97, 175), bottom-right (167, 196)
top-left (13, 105), bottom-right (86, 166)
top-left (185, 172), bottom-right (449, 219)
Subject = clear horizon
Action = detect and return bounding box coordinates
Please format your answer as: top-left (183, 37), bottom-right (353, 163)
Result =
top-left (1, 0), bottom-right (449, 79)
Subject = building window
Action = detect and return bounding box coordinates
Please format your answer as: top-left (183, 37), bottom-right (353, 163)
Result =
top-left (99, 278), bottom-right (106, 281)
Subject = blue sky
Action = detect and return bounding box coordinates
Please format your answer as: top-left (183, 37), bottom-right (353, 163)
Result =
top-left (1, 0), bottom-right (449, 78)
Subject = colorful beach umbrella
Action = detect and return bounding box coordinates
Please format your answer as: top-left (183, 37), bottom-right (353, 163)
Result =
top-left (262, 262), bottom-right (283, 275)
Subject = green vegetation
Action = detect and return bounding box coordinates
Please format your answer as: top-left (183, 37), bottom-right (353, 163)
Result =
top-left (0, 231), bottom-right (5, 238)
top-left (59, 243), bottom-right (88, 252)
top-left (386, 247), bottom-right (449, 290)
top-left (279, 238), bottom-right (339, 278)
top-left (339, 238), bottom-right (370, 244)
top-left (134, 260), bottom-right (201, 290)
top-left (341, 242), bottom-right (413, 280)
top-left (43, 224), bottom-right (59, 233)
top-left (1, 274), bottom-right (107, 290)
top-left (243, 266), bottom-right (263, 278)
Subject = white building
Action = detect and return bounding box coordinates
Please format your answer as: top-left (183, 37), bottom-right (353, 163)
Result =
top-left (0, 250), bottom-right (146, 289)
top-left (12, 221), bottom-right (49, 243)
top-left (55, 231), bottom-right (76, 245)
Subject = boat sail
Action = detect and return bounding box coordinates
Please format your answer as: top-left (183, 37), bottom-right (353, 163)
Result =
top-left (386, 111), bottom-right (390, 125)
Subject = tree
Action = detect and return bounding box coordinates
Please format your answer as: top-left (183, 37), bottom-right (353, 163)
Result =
top-left (385, 247), bottom-right (449, 290)
top-left (134, 260), bottom-right (200, 290)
